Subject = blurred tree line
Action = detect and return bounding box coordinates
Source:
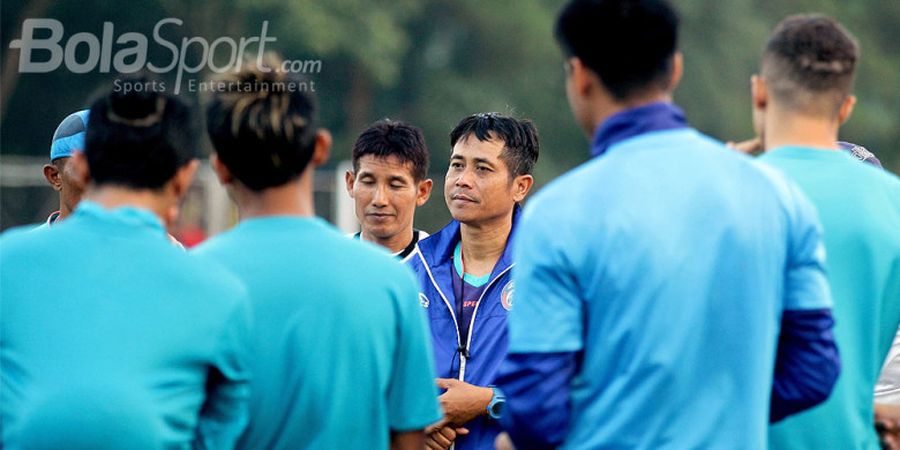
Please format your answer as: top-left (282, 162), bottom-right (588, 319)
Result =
top-left (2, 0), bottom-right (898, 231)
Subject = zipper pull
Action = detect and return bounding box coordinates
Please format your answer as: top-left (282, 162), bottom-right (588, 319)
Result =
top-left (457, 345), bottom-right (470, 359)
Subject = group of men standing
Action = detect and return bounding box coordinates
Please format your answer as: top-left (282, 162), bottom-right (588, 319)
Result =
top-left (2, 0), bottom-right (899, 449)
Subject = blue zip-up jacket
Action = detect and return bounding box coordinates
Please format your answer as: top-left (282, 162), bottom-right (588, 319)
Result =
top-left (407, 207), bottom-right (520, 450)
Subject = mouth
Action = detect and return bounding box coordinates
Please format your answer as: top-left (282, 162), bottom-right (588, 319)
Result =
top-left (450, 194), bottom-right (477, 203)
top-left (366, 212), bottom-right (395, 221)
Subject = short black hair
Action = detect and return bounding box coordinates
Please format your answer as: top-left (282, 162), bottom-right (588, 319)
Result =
top-left (449, 112), bottom-right (539, 178)
top-left (352, 120), bottom-right (429, 181)
top-left (762, 14), bottom-right (858, 117)
top-left (206, 55), bottom-right (318, 191)
top-left (85, 76), bottom-right (197, 190)
top-left (555, 0), bottom-right (679, 100)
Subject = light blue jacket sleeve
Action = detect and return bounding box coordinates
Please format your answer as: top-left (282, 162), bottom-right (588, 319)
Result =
top-left (781, 181), bottom-right (832, 312)
top-left (771, 181), bottom-right (839, 422)
top-left (386, 269), bottom-right (443, 432)
top-left (499, 202), bottom-right (584, 448)
top-left (507, 205), bottom-right (584, 354)
top-left (195, 289), bottom-right (253, 449)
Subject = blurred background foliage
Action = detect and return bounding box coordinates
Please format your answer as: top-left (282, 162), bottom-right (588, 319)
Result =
top-left (2, 0), bottom-right (898, 231)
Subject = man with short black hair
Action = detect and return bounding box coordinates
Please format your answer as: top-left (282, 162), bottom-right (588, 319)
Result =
top-left (345, 119), bottom-right (433, 261)
top-left (1, 80), bottom-right (252, 449)
top-left (752, 14), bottom-right (900, 450)
top-left (408, 112), bottom-right (538, 450)
top-left (197, 58), bottom-right (441, 450)
top-left (497, 1), bottom-right (840, 448)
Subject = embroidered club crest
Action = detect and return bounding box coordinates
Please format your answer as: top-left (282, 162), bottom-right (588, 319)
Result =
top-left (500, 281), bottom-right (514, 311)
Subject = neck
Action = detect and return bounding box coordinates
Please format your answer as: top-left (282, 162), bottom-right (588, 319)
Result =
top-left (362, 227), bottom-right (414, 254)
top-left (58, 201), bottom-right (74, 220)
top-left (590, 91), bottom-right (672, 135)
top-left (763, 107), bottom-right (839, 151)
top-left (83, 186), bottom-right (171, 221)
top-left (233, 171), bottom-right (314, 219)
top-left (459, 210), bottom-right (512, 276)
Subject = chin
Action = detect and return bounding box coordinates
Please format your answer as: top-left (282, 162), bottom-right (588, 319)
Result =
top-left (365, 225), bottom-right (390, 237)
top-left (449, 210), bottom-right (477, 224)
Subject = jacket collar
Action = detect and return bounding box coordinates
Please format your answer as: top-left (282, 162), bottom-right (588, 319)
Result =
top-left (591, 101), bottom-right (688, 158)
top-left (418, 204), bottom-right (522, 280)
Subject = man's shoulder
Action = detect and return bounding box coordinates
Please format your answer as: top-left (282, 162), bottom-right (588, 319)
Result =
top-left (1, 222), bottom-right (69, 261)
top-left (156, 239), bottom-right (246, 300)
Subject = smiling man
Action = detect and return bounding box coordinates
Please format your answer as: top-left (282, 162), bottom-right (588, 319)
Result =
top-left (346, 120), bottom-right (433, 261)
top-left (408, 112), bottom-right (538, 450)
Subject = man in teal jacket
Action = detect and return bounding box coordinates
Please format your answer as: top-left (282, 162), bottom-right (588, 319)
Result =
top-left (753, 14), bottom-right (900, 450)
top-left (1, 80), bottom-right (252, 449)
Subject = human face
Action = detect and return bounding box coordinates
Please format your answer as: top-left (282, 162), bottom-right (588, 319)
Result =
top-left (445, 135), bottom-right (522, 227)
top-left (46, 157), bottom-right (85, 215)
top-left (346, 154), bottom-right (431, 246)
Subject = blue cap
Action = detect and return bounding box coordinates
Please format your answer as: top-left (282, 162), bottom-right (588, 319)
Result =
top-left (837, 141), bottom-right (882, 168)
top-left (50, 110), bottom-right (90, 161)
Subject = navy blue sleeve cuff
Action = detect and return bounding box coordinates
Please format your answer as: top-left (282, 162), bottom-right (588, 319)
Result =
top-left (496, 352), bottom-right (577, 449)
top-left (771, 308), bottom-right (840, 423)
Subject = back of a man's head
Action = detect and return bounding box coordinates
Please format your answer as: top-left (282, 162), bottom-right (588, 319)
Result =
top-left (449, 113), bottom-right (540, 178)
top-left (555, 0), bottom-right (679, 101)
top-left (206, 57), bottom-right (318, 191)
top-left (762, 14), bottom-right (858, 118)
top-left (352, 120), bottom-right (429, 181)
top-left (86, 79), bottom-right (197, 190)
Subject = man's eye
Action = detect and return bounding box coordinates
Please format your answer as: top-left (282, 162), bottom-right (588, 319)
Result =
top-left (450, 162), bottom-right (463, 169)
top-left (476, 166), bottom-right (491, 172)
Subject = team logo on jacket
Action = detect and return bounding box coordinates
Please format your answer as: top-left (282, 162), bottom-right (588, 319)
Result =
top-left (419, 293), bottom-right (429, 309)
top-left (500, 281), bottom-right (514, 311)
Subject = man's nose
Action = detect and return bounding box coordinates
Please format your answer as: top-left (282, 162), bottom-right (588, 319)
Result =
top-left (372, 184), bottom-right (389, 207)
top-left (454, 168), bottom-right (475, 189)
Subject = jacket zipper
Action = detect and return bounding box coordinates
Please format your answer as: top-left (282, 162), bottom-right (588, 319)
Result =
top-left (459, 265), bottom-right (513, 380)
top-left (416, 251), bottom-right (464, 373)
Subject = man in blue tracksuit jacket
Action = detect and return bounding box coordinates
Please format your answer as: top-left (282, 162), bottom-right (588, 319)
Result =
top-left (408, 112), bottom-right (539, 450)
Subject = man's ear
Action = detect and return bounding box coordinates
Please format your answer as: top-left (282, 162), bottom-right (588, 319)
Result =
top-left (669, 52), bottom-right (684, 91)
top-left (751, 75), bottom-right (768, 111)
top-left (344, 170), bottom-right (356, 197)
top-left (69, 151), bottom-right (91, 187)
top-left (310, 129), bottom-right (332, 167)
top-left (838, 95), bottom-right (856, 125)
top-left (43, 163), bottom-right (62, 191)
top-left (171, 159), bottom-right (200, 199)
top-left (569, 57), bottom-right (593, 98)
top-left (512, 174), bottom-right (534, 203)
top-left (210, 154), bottom-right (233, 186)
top-left (416, 178), bottom-right (433, 207)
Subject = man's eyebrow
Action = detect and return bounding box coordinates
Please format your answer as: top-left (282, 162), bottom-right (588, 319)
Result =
top-left (472, 157), bottom-right (495, 166)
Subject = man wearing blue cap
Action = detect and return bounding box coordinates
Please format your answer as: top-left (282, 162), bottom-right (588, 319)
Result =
top-left (40, 109), bottom-right (185, 248)
top-left (41, 110), bottom-right (89, 226)
top-left (2, 81), bottom-right (252, 449)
